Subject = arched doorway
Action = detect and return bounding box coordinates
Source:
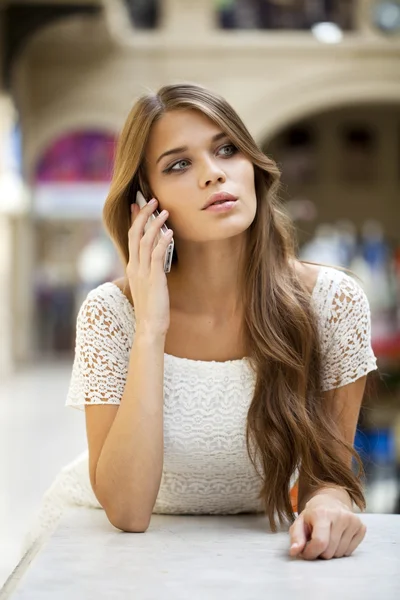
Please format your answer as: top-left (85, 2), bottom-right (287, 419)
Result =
top-left (263, 103), bottom-right (399, 247)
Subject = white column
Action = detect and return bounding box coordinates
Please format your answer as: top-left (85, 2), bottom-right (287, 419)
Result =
top-left (12, 213), bottom-right (35, 367)
top-left (0, 95), bottom-right (16, 376)
top-left (0, 94), bottom-right (31, 376)
top-left (160, 0), bottom-right (216, 35)
top-left (354, 0), bottom-right (375, 36)
top-left (0, 213), bottom-right (13, 376)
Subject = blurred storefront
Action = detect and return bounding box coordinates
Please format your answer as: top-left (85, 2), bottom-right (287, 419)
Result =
top-left (32, 131), bottom-right (121, 357)
top-left (265, 102), bottom-right (400, 512)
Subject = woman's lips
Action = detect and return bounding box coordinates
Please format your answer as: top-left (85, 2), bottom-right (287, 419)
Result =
top-left (203, 200), bottom-right (237, 213)
top-left (202, 192), bottom-right (238, 209)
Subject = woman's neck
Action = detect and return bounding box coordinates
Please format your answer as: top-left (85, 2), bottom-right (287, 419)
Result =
top-left (167, 266), bottom-right (243, 321)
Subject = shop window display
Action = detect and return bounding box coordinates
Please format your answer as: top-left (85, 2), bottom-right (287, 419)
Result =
top-left (36, 132), bottom-right (115, 183)
top-left (216, 0), bottom-right (355, 31)
top-left (265, 124), bottom-right (318, 186)
top-left (33, 131), bottom-right (121, 356)
top-left (340, 125), bottom-right (377, 184)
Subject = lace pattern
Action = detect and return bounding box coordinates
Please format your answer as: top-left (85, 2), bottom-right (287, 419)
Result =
top-left (312, 268), bottom-right (377, 390)
top-left (66, 266), bottom-right (377, 409)
top-left (66, 285), bottom-right (132, 408)
top-left (23, 266), bottom-right (378, 552)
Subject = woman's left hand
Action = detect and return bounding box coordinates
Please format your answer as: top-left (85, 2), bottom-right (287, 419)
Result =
top-left (288, 494), bottom-right (367, 560)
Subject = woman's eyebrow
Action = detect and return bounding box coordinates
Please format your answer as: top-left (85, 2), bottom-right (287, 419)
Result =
top-left (156, 132), bottom-right (228, 164)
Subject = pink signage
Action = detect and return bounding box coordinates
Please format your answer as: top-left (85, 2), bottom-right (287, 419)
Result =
top-left (36, 131), bottom-right (117, 183)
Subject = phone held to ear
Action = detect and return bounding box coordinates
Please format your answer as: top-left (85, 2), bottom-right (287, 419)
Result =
top-left (136, 191), bottom-right (174, 274)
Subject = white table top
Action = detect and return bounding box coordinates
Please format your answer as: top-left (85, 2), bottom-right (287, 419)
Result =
top-left (2, 509), bottom-right (400, 599)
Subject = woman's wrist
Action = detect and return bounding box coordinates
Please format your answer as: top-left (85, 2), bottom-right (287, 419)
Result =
top-left (134, 327), bottom-right (167, 346)
top-left (304, 485), bottom-right (353, 511)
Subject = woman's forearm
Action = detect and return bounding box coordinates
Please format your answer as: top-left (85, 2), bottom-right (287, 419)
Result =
top-left (94, 329), bottom-right (166, 531)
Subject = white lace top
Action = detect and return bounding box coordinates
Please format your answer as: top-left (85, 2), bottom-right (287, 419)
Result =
top-left (22, 265), bottom-right (378, 552)
top-left (64, 265), bottom-right (377, 517)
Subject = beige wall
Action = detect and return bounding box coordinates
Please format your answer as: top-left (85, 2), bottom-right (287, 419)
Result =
top-left (7, 0), bottom-right (400, 364)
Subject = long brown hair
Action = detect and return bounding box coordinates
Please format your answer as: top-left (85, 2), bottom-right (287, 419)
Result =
top-left (103, 83), bottom-right (372, 531)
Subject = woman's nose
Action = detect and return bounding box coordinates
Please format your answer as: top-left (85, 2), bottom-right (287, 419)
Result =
top-left (199, 158), bottom-right (226, 187)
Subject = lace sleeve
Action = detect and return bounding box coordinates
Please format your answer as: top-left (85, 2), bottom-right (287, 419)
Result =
top-left (320, 273), bottom-right (378, 391)
top-left (65, 292), bottom-right (131, 411)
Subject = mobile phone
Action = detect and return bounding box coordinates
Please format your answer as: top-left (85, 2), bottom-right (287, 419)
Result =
top-left (136, 191), bottom-right (174, 273)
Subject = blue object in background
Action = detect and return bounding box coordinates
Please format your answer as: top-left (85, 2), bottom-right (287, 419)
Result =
top-left (354, 427), bottom-right (371, 462)
top-left (354, 427), bottom-right (396, 470)
top-left (369, 428), bottom-right (397, 465)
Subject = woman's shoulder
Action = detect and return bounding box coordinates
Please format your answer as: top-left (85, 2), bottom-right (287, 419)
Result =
top-left (109, 278), bottom-right (134, 307)
top-left (83, 278), bottom-right (132, 307)
top-left (293, 260), bottom-right (321, 296)
top-left (298, 262), bottom-right (371, 332)
top-left (77, 278), bottom-right (135, 332)
top-left (295, 260), bottom-right (359, 297)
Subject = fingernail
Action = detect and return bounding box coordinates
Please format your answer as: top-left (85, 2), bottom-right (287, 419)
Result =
top-left (291, 543), bottom-right (299, 550)
top-left (149, 198), bottom-right (157, 205)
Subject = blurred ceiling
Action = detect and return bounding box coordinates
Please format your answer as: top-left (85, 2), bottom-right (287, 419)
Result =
top-left (0, 0), bottom-right (103, 90)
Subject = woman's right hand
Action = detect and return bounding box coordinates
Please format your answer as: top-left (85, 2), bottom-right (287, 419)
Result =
top-left (127, 198), bottom-right (173, 337)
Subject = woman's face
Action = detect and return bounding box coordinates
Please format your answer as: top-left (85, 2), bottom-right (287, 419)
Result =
top-left (144, 109), bottom-right (257, 242)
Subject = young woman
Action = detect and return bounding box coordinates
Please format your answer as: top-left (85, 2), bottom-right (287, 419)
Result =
top-left (25, 83), bottom-right (378, 561)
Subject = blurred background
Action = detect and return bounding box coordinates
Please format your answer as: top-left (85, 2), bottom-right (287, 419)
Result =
top-left (1, 0), bottom-right (400, 586)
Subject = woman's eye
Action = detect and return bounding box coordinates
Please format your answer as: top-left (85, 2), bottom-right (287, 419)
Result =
top-left (167, 159), bottom-right (190, 172)
top-left (218, 144), bottom-right (237, 157)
